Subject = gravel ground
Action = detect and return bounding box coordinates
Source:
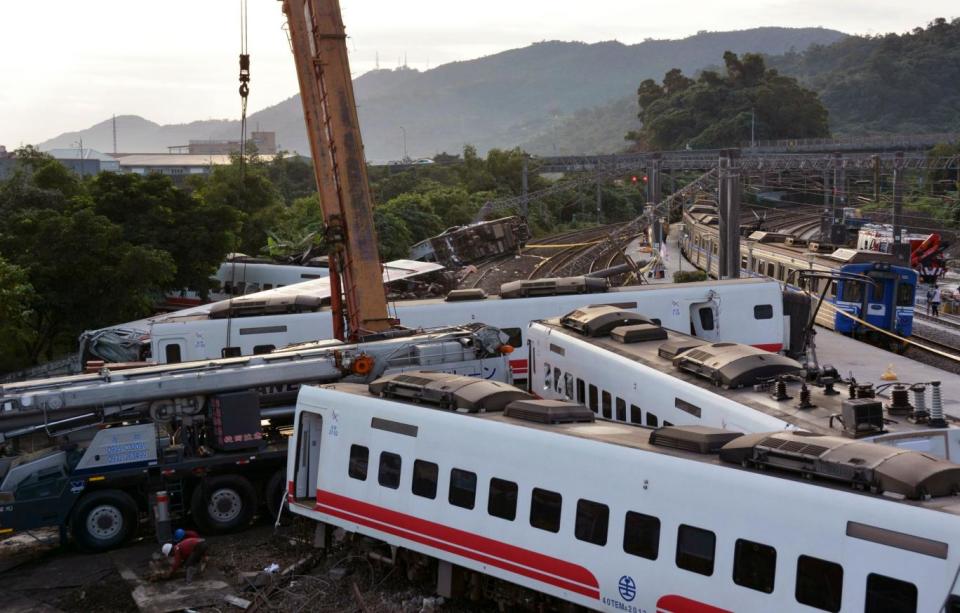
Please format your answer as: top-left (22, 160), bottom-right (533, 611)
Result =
top-left (905, 319), bottom-right (960, 375)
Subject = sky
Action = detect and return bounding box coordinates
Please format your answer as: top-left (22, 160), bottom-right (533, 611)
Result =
top-left (0, 1), bottom-right (955, 147)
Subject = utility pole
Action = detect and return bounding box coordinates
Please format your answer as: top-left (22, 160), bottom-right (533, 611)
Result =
top-left (718, 148), bottom-right (741, 279)
top-left (892, 151), bottom-right (906, 263)
top-left (521, 155), bottom-right (529, 219)
top-left (595, 168), bottom-right (602, 224)
top-left (833, 152), bottom-right (844, 226)
top-left (750, 108), bottom-right (756, 148)
top-left (399, 126), bottom-right (407, 161)
top-left (647, 153), bottom-right (662, 249)
top-left (872, 154), bottom-right (880, 204)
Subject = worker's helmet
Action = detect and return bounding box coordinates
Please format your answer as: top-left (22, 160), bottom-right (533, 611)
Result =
top-left (162, 543), bottom-right (173, 557)
top-left (173, 528), bottom-right (186, 542)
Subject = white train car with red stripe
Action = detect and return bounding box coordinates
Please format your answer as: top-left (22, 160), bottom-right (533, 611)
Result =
top-left (286, 372), bottom-right (960, 612)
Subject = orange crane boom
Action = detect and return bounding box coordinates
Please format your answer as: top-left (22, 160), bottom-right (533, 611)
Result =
top-left (282, 0), bottom-right (393, 340)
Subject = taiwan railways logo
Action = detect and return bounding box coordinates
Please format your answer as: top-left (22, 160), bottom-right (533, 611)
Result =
top-left (618, 575), bottom-right (637, 602)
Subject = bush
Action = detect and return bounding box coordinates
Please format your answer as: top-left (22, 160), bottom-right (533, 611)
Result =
top-left (673, 270), bottom-right (708, 283)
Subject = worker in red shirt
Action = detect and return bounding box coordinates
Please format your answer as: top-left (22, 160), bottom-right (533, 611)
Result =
top-left (173, 528), bottom-right (200, 543)
top-left (162, 537), bottom-right (209, 581)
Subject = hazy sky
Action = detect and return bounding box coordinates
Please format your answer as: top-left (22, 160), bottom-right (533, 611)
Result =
top-left (0, 1), bottom-right (954, 146)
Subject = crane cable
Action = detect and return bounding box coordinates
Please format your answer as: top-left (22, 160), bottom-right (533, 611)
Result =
top-left (238, 0), bottom-right (251, 180)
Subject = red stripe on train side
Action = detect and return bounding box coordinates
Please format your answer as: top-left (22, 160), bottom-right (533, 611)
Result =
top-left (314, 489), bottom-right (599, 599)
top-left (657, 594), bottom-right (732, 613)
top-left (752, 343), bottom-right (783, 353)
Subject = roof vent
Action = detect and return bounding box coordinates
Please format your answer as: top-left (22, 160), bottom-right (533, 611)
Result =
top-left (369, 371), bottom-right (530, 413)
top-left (747, 231), bottom-right (789, 243)
top-left (719, 431), bottom-right (960, 500)
top-left (500, 276), bottom-right (607, 299)
top-left (657, 338), bottom-right (708, 360)
top-left (650, 425), bottom-right (743, 454)
top-left (445, 288), bottom-right (487, 302)
top-left (611, 323), bottom-right (668, 344)
top-left (672, 342), bottom-right (802, 388)
top-left (504, 399), bottom-right (595, 424)
top-left (559, 306), bottom-right (654, 337)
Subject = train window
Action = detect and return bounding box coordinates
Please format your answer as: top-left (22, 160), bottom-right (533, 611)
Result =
top-left (766, 263), bottom-right (775, 278)
top-left (699, 307), bottom-right (715, 331)
top-left (575, 499), bottom-right (609, 546)
top-left (601, 391), bottom-right (612, 419)
top-left (676, 524), bottom-right (716, 576)
top-left (564, 373), bottom-right (574, 400)
top-left (449, 468), bottom-right (477, 510)
top-left (165, 344), bottom-right (182, 364)
top-left (501, 327), bottom-right (523, 348)
top-left (841, 282), bottom-right (862, 303)
top-left (795, 555), bottom-right (843, 612)
top-left (664, 421), bottom-right (674, 427)
top-left (348, 445), bottom-right (369, 481)
top-left (530, 488), bottom-right (562, 533)
top-left (754, 304), bottom-right (773, 320)
top-left (263, 283), bottom-right (273, 290)
top-left (646, 413), bottom-right (659, 427)
top-left (253, 344), bottom-right (275, 355)
top-left (630, 405), bottom-right (642, 424)
top-left (830, 281), bottom-right (837, 298)
top-left (740, 256), bottom-right (748, 271)
top-left (412, 460), bottom-right (438, 499)
top-left (554, 368), bottom-right (563, 394)
top-left (865, 573), bottom-right (917, 613)
top-left (896, 284), bottom-right (914, 307)
top-left (221, 346), bottom-right (242, 358)
top-left (589, 385), bottom-right (598, 413)
top-left (543, 363), bottom-right (552, 391)
top-left (623, 511), bottom-right (660, 560)
top-left (378, 452), bottom-right (402, 489)
top-left (616, 398), bottom-right (626, 421)
top-left (712, 243), bottom-right (718, 255)
top-left (733, 538), bottom-right (777, 594)
top-left (488, 478), bottom-right (518, 521)
top-left (576, 379), bottom-right (586, 404)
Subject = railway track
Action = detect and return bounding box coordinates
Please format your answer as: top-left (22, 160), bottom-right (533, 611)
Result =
top-left (526, 224), bottom-right (627, 280)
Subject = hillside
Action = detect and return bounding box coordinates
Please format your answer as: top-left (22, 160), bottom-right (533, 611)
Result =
top-left (38, 27), bottom-right (844, 161)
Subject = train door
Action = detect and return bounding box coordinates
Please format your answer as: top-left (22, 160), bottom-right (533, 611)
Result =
top-left (863, 271), bottom-right (896, 331)
top-left (293, 412), bottom-right (324, 500)
top-left (156, 338), bottom-right (187, 364)
top-left (690, 299), bottom-right (720, 341)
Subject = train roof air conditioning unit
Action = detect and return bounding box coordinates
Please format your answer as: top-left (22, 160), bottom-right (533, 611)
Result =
top-left (500, 276), bottom-right (607, 299)
top-left (369, 372), bottom-right (530, 413)
top-left (719, 431), bottom-right (960, 500)
top-left (672, 342), bottom-right (803, 388)
top-left (559, 306), bottom-right (654, 337)
top-left (610, 323), bottom-right (668, 344)
top-left (445, 288), bottom-right (487, 302)
top-left (504, 399), bottom-right (595, 424)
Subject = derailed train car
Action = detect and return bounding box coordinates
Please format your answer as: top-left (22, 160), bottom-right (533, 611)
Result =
top-left (410, 216), bottom-right (529, 267)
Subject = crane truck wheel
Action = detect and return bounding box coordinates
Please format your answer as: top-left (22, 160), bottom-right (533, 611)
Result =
top-left (71, 489), bottom-right (138, 552)
top-left (191, 474), bottom-right (257, 534)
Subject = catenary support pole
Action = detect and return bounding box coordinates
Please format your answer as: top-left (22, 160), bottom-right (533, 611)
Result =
top-left (718, 149), bottom-right (741, 279)
top-left (892, 151), bottom-right (906, 263)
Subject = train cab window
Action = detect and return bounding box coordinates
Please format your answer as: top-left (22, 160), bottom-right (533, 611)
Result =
top-left (530, 488), bottom-right (562, 533)
top-left (616, 398), bottom-right (626, 421)
top-left (601, 391), bottom-right (612, 419)
top-left (754, 304), bottom-right (773, 320)
top-left (664, 420), bottom-right (674, 427)
top-left (588, 385), bottom-right (599, 413)
top-left (221, 346), bottom-right (242, 358)
top-left (575, 499), bottom-right (609, 546)
top-left (896, 284), bottom-right (914, 307)
top-left (412, 460), bottom-right (438, 499)
top-left (630, 405), bottom-right (642, 424)
top-left (841, 281), bottom-right (862, 303)
top-left (795, 554), bottom-right (843, 612)
top-left (378, 452), bottom-right (402, 489)
top-left (165, 344), bottom-right (182, 364)
top-left (676, 524), bottom-right (716, 576)
top-left (488, 478), bottom-right (518, 521)
top-left (554, 368), bottom-right (563, 394)
top-left (576, 379), bottom-right (586, 404)
top-left (623, 511), bottom-right (660, 560)
top-left (865, 573), bottom-right (917, 613)
top-left (564, 373), bottom-right (574, 400)
top-left (699, 307), bottom-right (715, 331)
top-left (543, 363), bottom-right (552, 391)
top-left (502, 327), bottom-right (523, 348)
top-left (733, 538), bottom-right (777, 594)
top-left (870, 281), bottom-right (885, 302)
top-left (449, 468), bottom-right (477, 509)
top-left (646, 413), bottom-right (659, 427)
top-left (348, 445), bottom-right (369, 481)
top-left (253, 344), bottom-right (275, 355)
top-left (262, 283), bottom-right (273, 290)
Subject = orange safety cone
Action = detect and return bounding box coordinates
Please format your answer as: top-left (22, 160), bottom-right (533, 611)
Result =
top-left (880, 363), bottom-right (898, 381)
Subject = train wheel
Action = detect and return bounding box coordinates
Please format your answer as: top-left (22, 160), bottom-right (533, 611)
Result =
top-left (71, 489), bottom-right (138, 552)
top-left (191, 474), bottom-right (257, 533)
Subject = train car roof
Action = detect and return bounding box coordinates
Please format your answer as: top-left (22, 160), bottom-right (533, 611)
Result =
top-left (313, 381), bottom-right (960, 516)
top-left (534, 314), bottom-right (958, 441)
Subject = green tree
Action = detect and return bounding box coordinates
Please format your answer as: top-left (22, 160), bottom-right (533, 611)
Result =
top-left (378, 193), bottom-right (445, 244)
top-left (88, 172), bottom-right (238, 297)
top-left (265, 194), bottom-right (327, 259)
top-left (373, 207), bottom-right (412, 260)
top-left (0, 258), bottom-right (38, 372)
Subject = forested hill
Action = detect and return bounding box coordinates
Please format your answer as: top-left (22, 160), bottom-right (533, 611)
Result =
top-left (767, 17), bottom-right (960, 134)
top-left (38, 27), bottom-right (844, 161)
